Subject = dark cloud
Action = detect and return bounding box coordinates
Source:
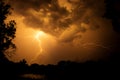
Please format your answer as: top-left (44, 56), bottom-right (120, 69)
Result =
top-left (5, 0), bottom-right (120, 64)
top-left (8, 0), bottom-right (52, 13)
top-left (6, 0), bottom-right (107, 37)
top-left (6, 0), bottom-right (115, 45)
top-left (7, 0), bottom-right (71, 36)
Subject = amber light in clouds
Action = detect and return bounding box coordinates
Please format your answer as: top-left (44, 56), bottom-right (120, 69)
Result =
top-left (5, 0), bottom-right (120, 65)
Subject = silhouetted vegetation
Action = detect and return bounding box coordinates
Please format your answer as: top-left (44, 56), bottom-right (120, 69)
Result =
top-left (0, 0), bottom-right (16, 62)
top-left (0, 54), bottom-right (120, 80)
top-left (105, 0), bottom-right (120, 32)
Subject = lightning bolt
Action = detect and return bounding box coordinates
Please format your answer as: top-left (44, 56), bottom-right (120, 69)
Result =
top-left (30, 31), bottom-right (44, 63)
top-left (82, 42), bottom-right (112, 52)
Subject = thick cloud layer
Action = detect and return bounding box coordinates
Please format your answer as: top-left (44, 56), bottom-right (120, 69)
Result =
top-left (5, 0), bottom-right (120, 64)
top-left (7, 0), bottom-right (106, 42)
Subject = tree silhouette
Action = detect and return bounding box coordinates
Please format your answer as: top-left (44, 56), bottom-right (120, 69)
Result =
top-left (0, 0), bottom-right (16, 61)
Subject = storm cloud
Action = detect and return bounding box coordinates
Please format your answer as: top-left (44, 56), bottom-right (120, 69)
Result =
top-left (4, 0), bottom-right (120, 64)
top-left (6, 0), bottom-right (108, 42)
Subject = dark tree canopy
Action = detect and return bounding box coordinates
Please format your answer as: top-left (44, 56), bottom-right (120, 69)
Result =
top-left (0, 0), bottom-right (16, 60)
top-left (105, 0), bottom-right (120, 32)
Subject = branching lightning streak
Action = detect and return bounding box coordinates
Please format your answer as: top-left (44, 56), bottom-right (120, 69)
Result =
top-left (82, 42), bottom-right (111, 52)
top-left (30, 31), bottom-right (44, 63)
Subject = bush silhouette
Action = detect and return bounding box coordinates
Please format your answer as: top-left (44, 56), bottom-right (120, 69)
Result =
top-left (0, 0), bottom-right (16, 61)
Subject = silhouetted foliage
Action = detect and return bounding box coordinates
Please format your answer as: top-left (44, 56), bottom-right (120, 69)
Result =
top-left (0, 0), bottom-right (16, 60)
top-left (19, 59), bottom-right (27, 64)
top-left (105, 0), bottom-right (120, 32)
top-left (0, 1), bottom-right (16, 79)
top-left (0, 58), bottom-right (120, 80)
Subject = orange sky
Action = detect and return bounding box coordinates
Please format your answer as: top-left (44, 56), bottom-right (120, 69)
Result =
top-left (5, 0), bottom-right (120, 65)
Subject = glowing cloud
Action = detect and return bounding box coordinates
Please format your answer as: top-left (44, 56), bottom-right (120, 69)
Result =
top-left (35, 31), bottom-right (45, 40)
top-left (5, 0), bottom-right (120, 64)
